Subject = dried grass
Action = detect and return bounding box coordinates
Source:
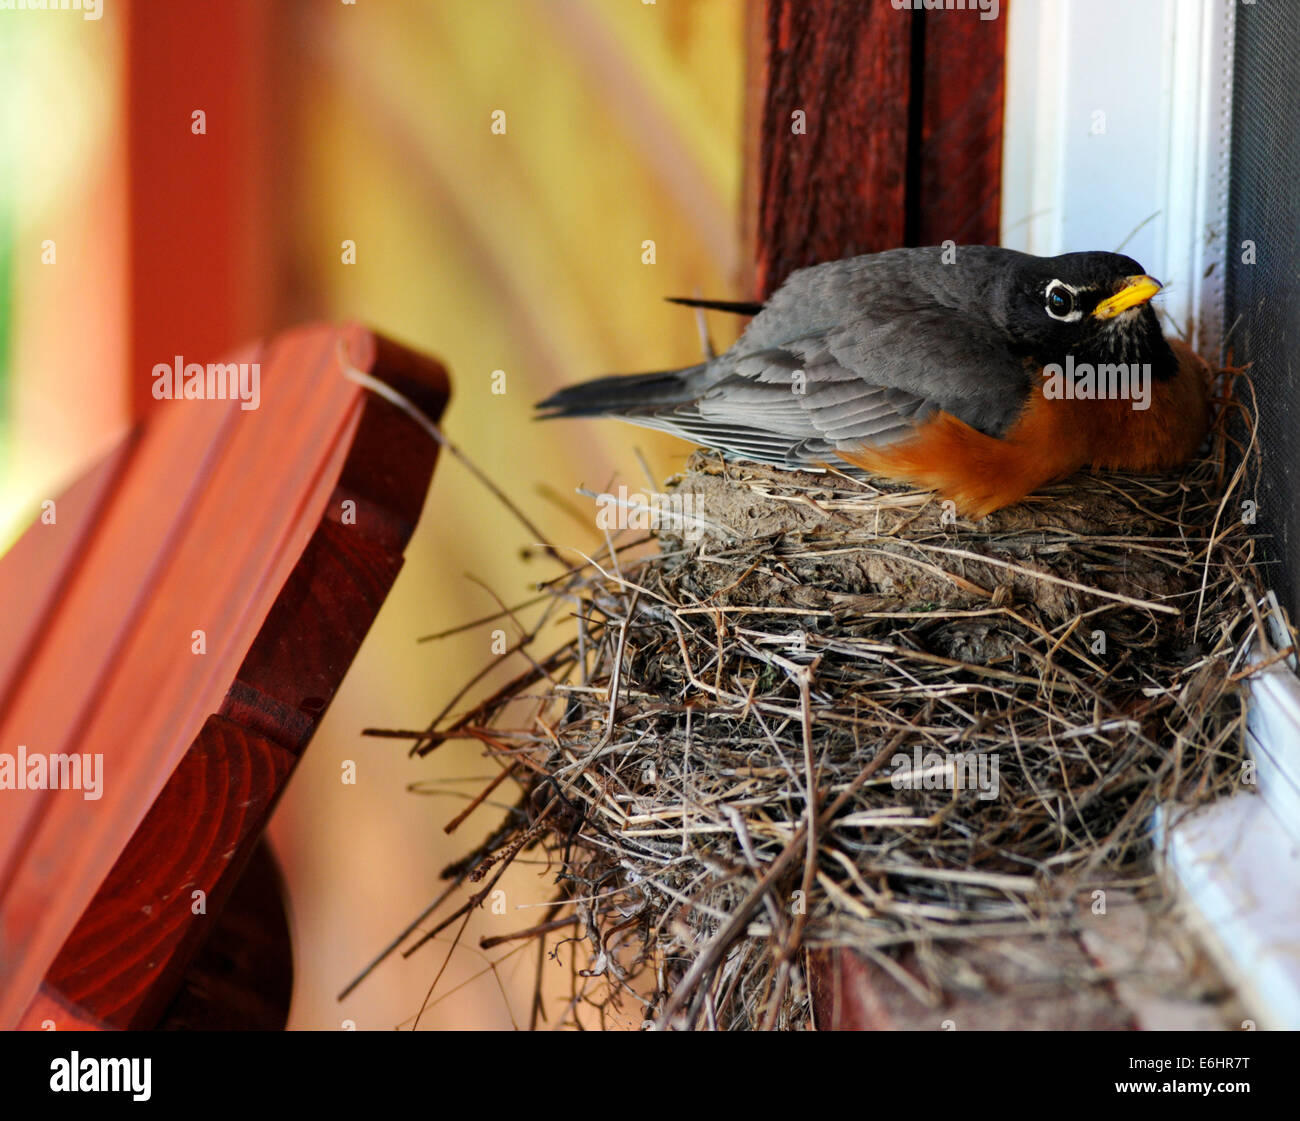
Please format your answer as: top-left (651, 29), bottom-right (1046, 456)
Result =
top-left (381, 370), bottom-right (1293, 1030)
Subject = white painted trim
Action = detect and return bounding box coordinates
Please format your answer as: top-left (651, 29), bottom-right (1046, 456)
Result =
top-left (1155, 795), bottom-right (1300, 1032)
top-left (1246, 650), bottom-right (1300, 845)
top-left (999, 0), bottom-right (1066, 258)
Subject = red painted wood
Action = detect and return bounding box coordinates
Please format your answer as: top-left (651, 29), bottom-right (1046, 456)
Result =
top-left (25, 716), bottom-right (296, 1030)
top-left (915, 12), bottom-right (1006, 246)
top-left (756, 1), bottom-right (1006, 298)
top-left (756, 0), bottom-right (913, 297)
top-left (155, 839), bottom-right (294, 1030)
top-left (220, 517), bottom-right (407, 755)
top-left (20, 989), bottom-right (110, 1033)
top-left (0, 323), bottom-right (449, 1028)
top-left (0, 440), bottom-right (135, 708)
top-left (0, 341), bottom-right (270, 1015)
top-left (126, 0), bottom-right (278, 419)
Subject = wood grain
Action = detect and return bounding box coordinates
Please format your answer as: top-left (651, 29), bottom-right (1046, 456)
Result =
top-left (28, 717), bottom-right (295, 1030)
top-left (756, 0), bottom-right (913, 296)
top-left (915, 10), bottom-right (1006, 246)
top-left (2, 324), bottom-right (448, 1029)
top-left (755, 0), bottom-right (1005, 297)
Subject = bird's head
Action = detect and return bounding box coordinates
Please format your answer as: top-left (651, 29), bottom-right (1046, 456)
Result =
top-left (1003, 251), bottom-right (1175, 376)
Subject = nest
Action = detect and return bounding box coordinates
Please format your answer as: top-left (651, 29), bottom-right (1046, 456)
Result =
top-left (400, 370), bottom-right (1291, 1030)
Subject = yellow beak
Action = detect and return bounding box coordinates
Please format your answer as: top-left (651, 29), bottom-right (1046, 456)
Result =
top-left (1092, 275), bottom-right (1162, 320)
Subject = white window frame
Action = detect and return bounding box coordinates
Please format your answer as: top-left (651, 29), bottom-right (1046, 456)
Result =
top-left (1001, 0), bottom-right (1300, 1030)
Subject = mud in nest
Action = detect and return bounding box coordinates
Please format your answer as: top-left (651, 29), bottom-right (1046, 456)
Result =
top-left (397, 374), bottom-right (1291, 1030)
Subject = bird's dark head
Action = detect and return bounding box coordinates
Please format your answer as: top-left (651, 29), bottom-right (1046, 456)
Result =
top-left (1002, 251), bottom-right (1176, 378)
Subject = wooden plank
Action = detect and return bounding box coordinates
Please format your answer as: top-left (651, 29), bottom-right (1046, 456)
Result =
top-left (755, 0), bottom-right (1006, 298)
top-left (23, 716), bottom-right (296, 1030)
top-left (0, 344), bottom-right (263, 996)
top-left (0, 336), bottom-right (330, 1024)
top-left (0, 324), bottom-right (448, 1028)
top-left (915, 10), bottom-right (1006, 246)
top-left (756, 0), bottom-right (913, 296)
top-left (0, 439), bottom-right (135, 706)
top-left (126, 0), bottom-right (277, 419)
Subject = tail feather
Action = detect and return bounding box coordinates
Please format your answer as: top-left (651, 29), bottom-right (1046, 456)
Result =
top-left (535, 366), bottom-right (703, 418)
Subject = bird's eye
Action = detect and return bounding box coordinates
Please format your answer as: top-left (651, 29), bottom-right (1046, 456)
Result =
top-left (1044, 281), bottom-right (1077, 321)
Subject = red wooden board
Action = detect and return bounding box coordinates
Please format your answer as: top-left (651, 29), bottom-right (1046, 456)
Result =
top-left (756, 0), bottom-right (1004, 298)
top-left (915, 11), bottom-right (1005, 246)
top-left (126, 0), bottom-right (276, 420)
top-left (756, 0), bottom-right (913, 297)
top-left (0, 323), bottom-right (448, 1029)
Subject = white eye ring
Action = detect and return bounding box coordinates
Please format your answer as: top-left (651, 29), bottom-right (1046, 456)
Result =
top-left (1044, 279), bottom-right (1082, 322)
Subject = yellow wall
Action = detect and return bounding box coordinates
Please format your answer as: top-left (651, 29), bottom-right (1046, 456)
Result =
top-left (271, 0), bottom-right (747, 1029)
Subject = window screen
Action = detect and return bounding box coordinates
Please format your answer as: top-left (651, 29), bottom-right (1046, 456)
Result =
top-left (1227, 3), bottom-right (1300, 623)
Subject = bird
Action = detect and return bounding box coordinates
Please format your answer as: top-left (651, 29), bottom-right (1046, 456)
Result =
top-left (535, 246), bottom-right (1211, 518)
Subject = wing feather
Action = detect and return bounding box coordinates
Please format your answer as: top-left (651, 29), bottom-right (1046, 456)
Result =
top-left (608, 247), bottom-right (1036, 470)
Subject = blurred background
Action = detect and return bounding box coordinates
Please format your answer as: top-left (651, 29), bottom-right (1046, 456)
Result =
top-left (0, 0), bottom-right (750, 1028)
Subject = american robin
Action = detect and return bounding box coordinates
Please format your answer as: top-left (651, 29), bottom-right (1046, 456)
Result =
top-left (535, 247), bottom-right (1211, 517)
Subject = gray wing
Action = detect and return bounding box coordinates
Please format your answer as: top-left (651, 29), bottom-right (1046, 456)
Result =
top-left (627, 248), bottom-right (1035, 472)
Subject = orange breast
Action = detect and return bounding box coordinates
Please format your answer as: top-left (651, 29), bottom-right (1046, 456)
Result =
top-left (838, 339), bottom-right (1210, 518)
